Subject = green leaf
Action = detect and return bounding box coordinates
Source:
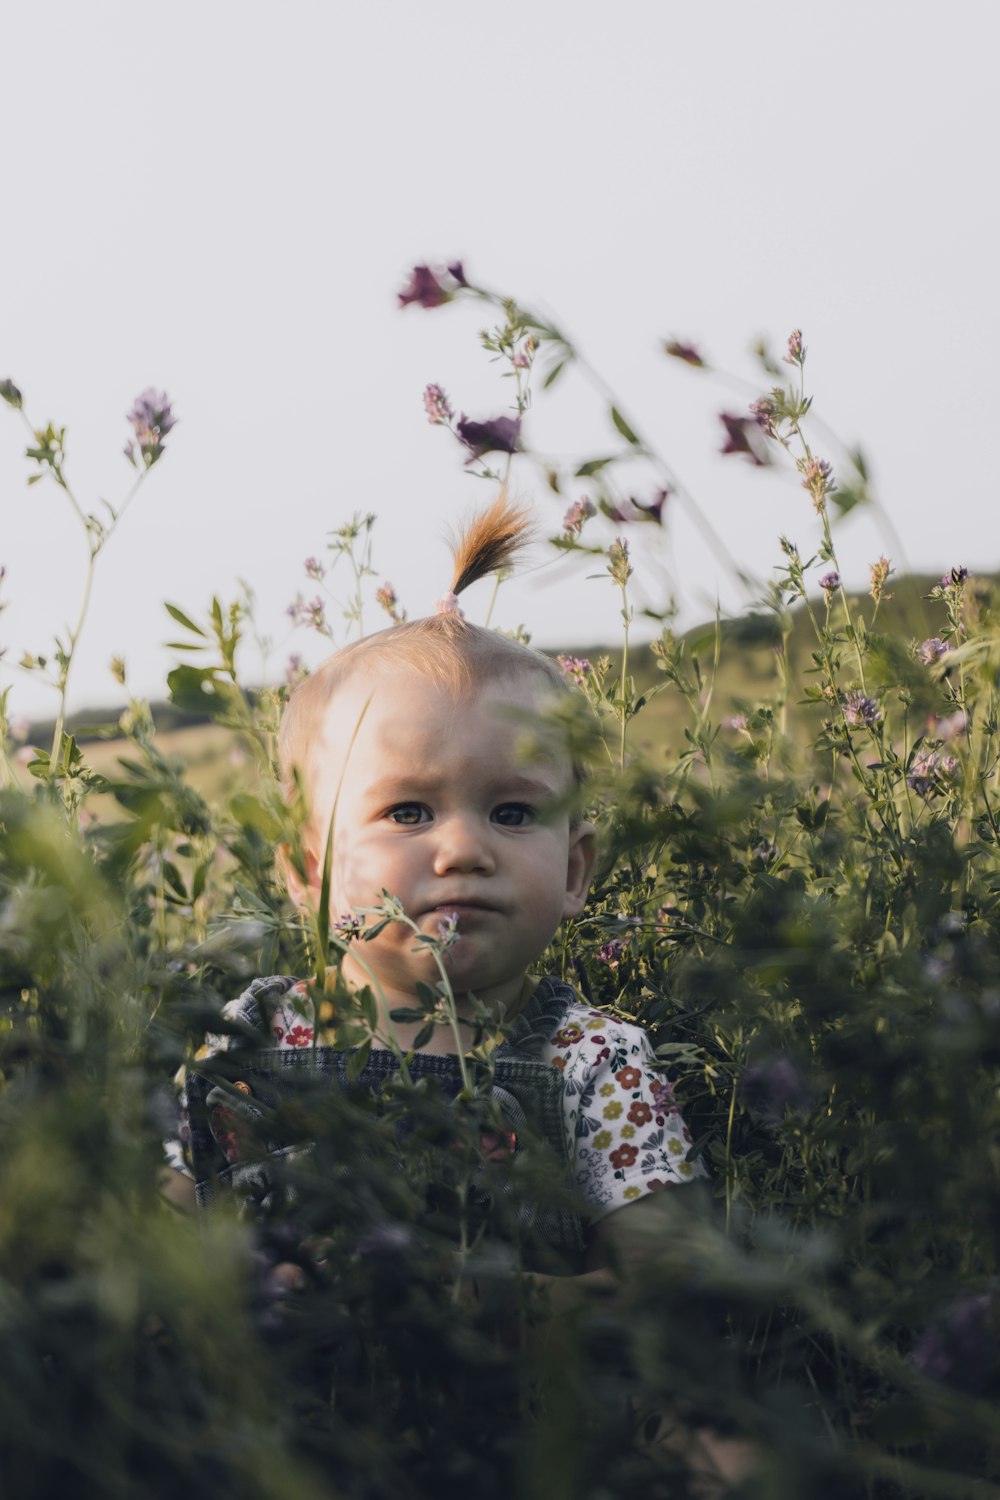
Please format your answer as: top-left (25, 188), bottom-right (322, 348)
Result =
top-left (347, 1039), bottom-right (372, 1081)
top-left (542, 358), bottom-right (567, 390)
top-left (575, 456), bottom-right (615, 478)
top-left (164, 603), bottom-right (208, 637)
top-left (610, 406), bottom-right (640, 446)
top-left (412, 1021), bottom-right (436, 1051)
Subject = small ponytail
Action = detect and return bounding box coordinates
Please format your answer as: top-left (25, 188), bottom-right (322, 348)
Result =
top-left (448, 492), bottom-right (533, 600)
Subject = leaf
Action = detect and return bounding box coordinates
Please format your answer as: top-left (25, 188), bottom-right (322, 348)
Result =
top-left (542, 358), bottom-right (567, 390)
top-left (164, 602), bottom-right (207, 637)
top-left (412, 1021), bottom-right (436, 1051)
top-left (575, 456), bottom-right (615, 478)
top-left (610, 406), bottom-right (640, 446)
top-left (347, 1039), bottom-right (372, 1081)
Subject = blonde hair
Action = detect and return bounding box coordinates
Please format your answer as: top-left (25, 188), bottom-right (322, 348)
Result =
top-left (279, 494), bottom-right (569, 807)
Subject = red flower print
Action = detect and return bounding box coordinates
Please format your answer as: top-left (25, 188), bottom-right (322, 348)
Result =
top-left (616, 1066), bottom-right (641, 1091)
top-left (627, 1101), bottom-right (653, 1126)
top-left (550, 1055), bottom-right (567, 1071)
top-left (650, 1079), bottom-right (675, 1110)
top-left (589, 1035), bottom-right (607, 1046)
top-left (284, 1025), bottom-right (314, 1048)
top-left (646, 1178), bottom-right (676, 1192)
top-left (272, 1026), bottom-right (285, 1041)
top-left (609, 1143), bottom-right (639, 1169)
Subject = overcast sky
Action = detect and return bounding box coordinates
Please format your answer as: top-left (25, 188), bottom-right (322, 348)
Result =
top-left (2, 1), bottom-right (997, 719)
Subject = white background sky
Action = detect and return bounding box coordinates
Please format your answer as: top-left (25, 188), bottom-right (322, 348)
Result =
top-left (2, 1), bottom-right (997, 721)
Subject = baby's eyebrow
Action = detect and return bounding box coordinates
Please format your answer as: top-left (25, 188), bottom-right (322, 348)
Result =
top-left (363, 772), bottom-right (561, 801)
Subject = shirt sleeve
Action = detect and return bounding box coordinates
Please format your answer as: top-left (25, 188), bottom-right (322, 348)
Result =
top-left (540, 1004), bottom-right (707, 1220)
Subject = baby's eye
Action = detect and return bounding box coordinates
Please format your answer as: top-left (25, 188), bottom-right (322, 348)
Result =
top-left (386, 803), bottom-right (431, 826)
top-left (491, 803), bottom-right (535, 828)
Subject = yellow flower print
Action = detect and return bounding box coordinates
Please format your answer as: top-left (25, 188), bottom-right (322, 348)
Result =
top-left (586, 1019), bottom-right (605, 1030)
top-left (599, 1083), bottom-right (615, 1098)
top-left (603, 1100), bottom-right (623, 1120)
top-left (620, 1124), bottom-right (635, 1140)
top-left (679, 1161), bottom-right (693, 1177)
top-left (668, 1137), bottom-right (682, 1155)
top-left (593, 1130), bottom-right (613, 1150)
top-left (623, 1185), bottom-right (641, 1200)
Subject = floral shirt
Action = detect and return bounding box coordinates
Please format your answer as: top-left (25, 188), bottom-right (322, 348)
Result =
top-left (164, 979), bottom-right (705, 1220)
top-left (536, 998), bottom-right (706, 1217)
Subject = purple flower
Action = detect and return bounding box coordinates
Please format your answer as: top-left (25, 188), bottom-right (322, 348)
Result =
top-left (284, 654), bottom-right (307, 686)
top-left (718, 411), bottom-right (770, 467)
top-left (556, 654), bottom-right (591, 687)
top-left (912, 1292), bottom-right (998, 1393)
top-left (841, 689), bottom-right (882, 729)
top-left (375, 582), bottom-right (404, 623)
top-left (423, 383), bottom-right (453, 425)
top-left (597, 939), bottom-right (625, 968)
top-left (446, 261), bottom-right (468, 287)
top-left (819, 571), bottom-right (841, 591)
top-left (940, 566), bottom-right (969, 588)
top-left (933, 709), bottom-right (967, 742)
top-left (562, 497), bottom-right (596, 534)
top-left (456, 413), bottom-right (521, 459)
top-left (918, 637), bottom-right (947, 665)
top-left (607, 536), bottom-right (632, 587)
top-left (287, 593), bottom-right (328, 634)
top-left (633, 487), bottom-right (670, 524)
top-left (126, 387), bottom-right (176, 467)
top-left (750, 394), bottom-right (777, 436)
top-left (907, 749), bottom-right (960, 797)
top-left (663, 339), bottom-right (705, 367)
top-left (304, 556), bottom-right (324, 581)
top-left (724, 714), bottom-right (750, 732)
top-left (398, 265), bottom-right (451, 309)
top-left (783, 329), bottom-right (804, 365)
top-left (801, 456), bottom-right (834, 509)
top-left (332, 911), bottom-right (367, 942)
top-left (436, 911), bottom-right (461, 950)
top-left (740, 1054), bottom-right (810, 1120)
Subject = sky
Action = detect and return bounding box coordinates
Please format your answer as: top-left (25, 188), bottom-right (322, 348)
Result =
top-left (2, 1), bottom-right (998, 721)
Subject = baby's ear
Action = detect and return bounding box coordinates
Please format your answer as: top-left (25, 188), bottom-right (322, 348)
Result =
top-left (562, 820), bottom-right (598, 919)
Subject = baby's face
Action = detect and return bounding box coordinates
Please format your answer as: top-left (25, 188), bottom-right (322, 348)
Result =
top-left (303, 665), bottom-right (596, 1019)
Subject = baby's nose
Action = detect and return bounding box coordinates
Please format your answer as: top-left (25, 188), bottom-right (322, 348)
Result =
top-left (432, 815), bottom-right (495, 874)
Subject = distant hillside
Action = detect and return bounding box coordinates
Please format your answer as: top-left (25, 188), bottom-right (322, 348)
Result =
top-left (16, 573), bottom-right (985, 778)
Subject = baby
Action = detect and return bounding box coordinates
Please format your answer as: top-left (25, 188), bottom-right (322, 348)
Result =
top-left (163, 496), bottom-right (704, 1254)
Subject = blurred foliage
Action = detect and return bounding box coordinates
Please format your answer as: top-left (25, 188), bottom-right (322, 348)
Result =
top-left (3, 307), bottom-right (1000, 1497)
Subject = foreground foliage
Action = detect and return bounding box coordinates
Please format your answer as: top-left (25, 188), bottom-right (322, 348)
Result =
top-left (1, 294), bottom-right (999, 1498)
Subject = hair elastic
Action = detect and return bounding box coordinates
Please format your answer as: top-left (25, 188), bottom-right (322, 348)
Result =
top-left (433, 591), bottom-right (465, 618)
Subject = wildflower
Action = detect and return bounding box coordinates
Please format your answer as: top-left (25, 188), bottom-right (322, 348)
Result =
top-left (556, 654), bottom-right (591, 688)
top-left (934, 709), bottom-right (967, 742)
top-left (511, 338), bottom-right (534, 369)
top-left (422, 383), bottom-right (453, 425)
top-left (918, 637), bottom-right (947, 664)
top-left (397, 264), bottom-right (451, 309)
top-left (633, 487), bottom-right (669, 523)
top-left (870, 555), bottom-right (893, 602)
top-left (907, 749), bottom-right (959, 797)
top-left (287, 594), bottom-right (328, 633)
top-left (783, 329), bottom-right (804, 365)
top-left (609, 1143), bottom-right (639, 1169)
top-left (718, 411), bottom-right (769, 467)
top-left (446, 261), bottom-right (468, 286)
top-left (375, 582), bottom-right (404, 622)
top-left (750, 394), bottom-right (778, 437)
top-left (662, 339), bottom-right (705, 367)
top-left (436, 910), bottom-right (461, 950)
top-left (800, 456), bottom-right (834, 510)
top-left (304, 556), bottom-right (325, 581)
top-left (332, 912), bottom-right (367, 942)
top-left (598, 938), bottom-right (624, 968)
top-left (0, 379), bottom-right (22, 408)
top-left (126, 387), bottom-right (176, 467)
top-left (752, 838), bottom-right (775, 863)
top-left (819, 570), bottom-right (841, 591)
top-left (562, 496), bottom-right (596, 534)
top-left (109, 656), bottom-right (127, 686)
top-left (841, 689), bottom-right (882, 729)
top-left (911, 1292), bottom-right (999, 1394)
top-left (724, 714), bottom-right (750, 732)
top-left (456, 413), bottom-right (521, 458)
top-left (607, 536), bottom-right (633, 588)
top-left (940, 566), bottom-right (969, 588)
top-left (285, 653), bottom-right (307, 686)
top-left (740, 1054), bottom-right (810, 1120)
